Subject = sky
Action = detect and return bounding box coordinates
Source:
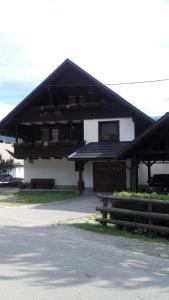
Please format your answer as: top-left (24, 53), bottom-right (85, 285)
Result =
top-left (1, 0), bottom-right (169, 120)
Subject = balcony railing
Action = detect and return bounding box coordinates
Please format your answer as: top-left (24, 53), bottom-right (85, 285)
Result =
top-left (17, 103), bottom-right (112, 123)
top-left (14, 140), bottom-right (84, 159)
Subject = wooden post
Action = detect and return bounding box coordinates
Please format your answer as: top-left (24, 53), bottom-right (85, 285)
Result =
top-left (148, 202), bottom-right (152, 235)
top-left (78, 161), bottom-right (84, 193)
top-left (69, 121), bottom-right (72, 140)
top-left (148, 203), bottom-right (152, 225)
top-left (143, 160), bottom-right (155, 183)
top-left (101, 198), bottom-right (108, 231)
top-left (147, 161), bottom-right (151, 182)
top-left (131, 159), bottom-right (138, 192)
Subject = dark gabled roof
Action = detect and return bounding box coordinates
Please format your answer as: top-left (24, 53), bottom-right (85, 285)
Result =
top-left (0, 58), bottom-right (154, 133)
top-left (117, 112), bottom-right (169, 159)
top-left (68, 141), bottom-right (130, 160)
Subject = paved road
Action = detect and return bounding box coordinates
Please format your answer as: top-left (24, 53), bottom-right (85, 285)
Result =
top-left (0, 194), bottom-right (169, 299)
top-left (0, 195), bottom-right (98, 227)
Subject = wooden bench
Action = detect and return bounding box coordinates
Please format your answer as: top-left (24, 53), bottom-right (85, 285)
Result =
top-left (31, 178), bottom-right (55, 189)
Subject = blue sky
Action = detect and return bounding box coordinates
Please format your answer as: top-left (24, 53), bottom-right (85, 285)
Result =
top-left (1, 0), bottom-right (169, 119)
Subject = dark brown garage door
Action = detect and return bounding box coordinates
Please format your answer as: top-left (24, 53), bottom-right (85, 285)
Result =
top-left (93, 162), bottom-right (126, 192)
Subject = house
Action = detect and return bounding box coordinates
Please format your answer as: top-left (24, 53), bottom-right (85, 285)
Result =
top-left (0, 59), bottom-right (155, 192)
top-left (0, 141), bottom-right (24, 178)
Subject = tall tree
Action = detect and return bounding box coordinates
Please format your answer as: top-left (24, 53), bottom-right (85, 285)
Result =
top-left (0, 155), bottom-right (14, 174)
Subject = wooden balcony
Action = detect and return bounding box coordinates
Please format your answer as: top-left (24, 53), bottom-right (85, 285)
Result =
top-left (17, 103), bottom-right (112, 123)
top-left (14, 141), bottom-right (84, 159)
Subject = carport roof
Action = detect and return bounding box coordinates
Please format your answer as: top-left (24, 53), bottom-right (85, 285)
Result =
top-left (68, 141), bottom-right (130, 160)
top-left (117, 112), bottom-right (169, 160)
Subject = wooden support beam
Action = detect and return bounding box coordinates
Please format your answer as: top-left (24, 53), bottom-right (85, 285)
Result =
top-left (96, 218), bottom-right (169, 234)
top-left (78, 161), bottom-right (84, 193)
top-left (142, 160), bottom-right (155, 181)
top-left (69, 120), bottom-right (72, 140)
top-left (96, 206), bottom-right (169, 221)
top-left (130, 159), bottom-right (138, 192)
top-left (137, 151), bottom-right (169, 155)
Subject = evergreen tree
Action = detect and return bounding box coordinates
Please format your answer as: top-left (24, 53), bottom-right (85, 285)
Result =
top-left (0, 155), bottom-right (14, 174)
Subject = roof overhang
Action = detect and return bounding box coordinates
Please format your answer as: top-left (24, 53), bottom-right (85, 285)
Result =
top-left (68, 141), bottom-right (130, 160)
top-left (117, 113), bottom-right (169, 161)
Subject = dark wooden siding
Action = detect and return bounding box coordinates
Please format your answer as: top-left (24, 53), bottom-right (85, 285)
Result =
top-left (14, 141), bottom-right (84, 159)
top-left (0, 60), bottom-right (154, 139)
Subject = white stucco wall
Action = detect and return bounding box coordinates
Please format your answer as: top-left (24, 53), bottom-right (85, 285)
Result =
top-left (24, 159), bottom-right (78, 186)
top-left (24, 158), bottom-right (131, 191)
top-left (84, 118), bottom-right (135, 143)
top-left (10, 166), bottom-right (24, 178)
top-left (25, 159), bottom-right (94, 189)
top-left (138, 162), bottom-right (169, 185)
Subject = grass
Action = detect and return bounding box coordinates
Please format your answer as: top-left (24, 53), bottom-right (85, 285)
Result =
top-left (0, 191), bottom-right (77, 205)
top-left (70, 215), bottom-right (169, 245)
top-left (114, 191), bottom-right (169, 201)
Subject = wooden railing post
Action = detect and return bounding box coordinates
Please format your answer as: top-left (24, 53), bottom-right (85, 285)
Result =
top-left (96, 194), bottom-right (169, 236)
top-left (101, 197), bottom-right (108, 231)
top-left (148, 202), bottom-right (152, 234)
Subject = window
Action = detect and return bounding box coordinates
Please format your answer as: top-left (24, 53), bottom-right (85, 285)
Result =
top-left (39, 128), bottom-right (50, 141)
top-left (69, 96), bottom-right (77, 105)
top-left (99, 121), bottom-right (119, 141)
top-left (51, 128), bottom-right (59, 142)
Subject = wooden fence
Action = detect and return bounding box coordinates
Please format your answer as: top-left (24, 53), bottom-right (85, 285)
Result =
top-left (96, 194), bottom-right (169, 235)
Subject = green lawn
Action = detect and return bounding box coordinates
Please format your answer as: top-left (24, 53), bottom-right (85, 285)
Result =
top-left (0, 191), bottom-right (77, 205)
top-left (71, 215), bottom-right (169, 245)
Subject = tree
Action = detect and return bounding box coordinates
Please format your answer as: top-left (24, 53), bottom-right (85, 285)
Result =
top-left (0, 155), bottom-right (14, 174)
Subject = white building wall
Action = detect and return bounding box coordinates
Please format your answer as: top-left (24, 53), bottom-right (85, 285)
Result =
top-left (25, 159), bottom-right (94, 189)
top-left (84, 118), bottom-right (135, 143)
top-left (24, 158), bottom-right (78, 186)
top-left (24, 158), bottom-right (131, 191)
top-left (119, 119), bottom-right (135, 141)
top-left (10, 166), bottom-right (24, 178)
top-left (138, 162), bottom-right (169, 185)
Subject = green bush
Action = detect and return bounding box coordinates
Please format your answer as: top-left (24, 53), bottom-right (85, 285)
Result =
top-left (114, 191), bottom-right (169, 201)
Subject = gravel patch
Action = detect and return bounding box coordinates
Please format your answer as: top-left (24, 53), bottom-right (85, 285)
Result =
top-left (61, 216), bottom-right (169, 260)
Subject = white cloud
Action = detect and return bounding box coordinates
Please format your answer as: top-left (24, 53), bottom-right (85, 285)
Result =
top-left (0, 0), bottom-right (169, 116)
top-left (0, 102), bottom-right (15, 121)
top-left (113, 80), bottom-right (169, 116)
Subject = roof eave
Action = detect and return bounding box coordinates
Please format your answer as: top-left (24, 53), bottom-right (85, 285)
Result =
top-left (117, 112), bottom-right (169, 160)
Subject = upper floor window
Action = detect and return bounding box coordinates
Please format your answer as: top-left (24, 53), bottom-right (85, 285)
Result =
top-left (40, 128), bottom-right (50, 141)
top-left (99, 121), bottom-right (119, 141)
top-left (51, 128), bottom-right (59, 142)
top-left (39, 127), bottom-right (59, 142)
top-left (69, 96), bottom-right (77, 105)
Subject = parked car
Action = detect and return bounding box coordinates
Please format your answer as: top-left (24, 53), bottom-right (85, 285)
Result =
top-left (147, 174), bottom-right (169, 194)
top-left (0, 174), bottom-right (13, 183)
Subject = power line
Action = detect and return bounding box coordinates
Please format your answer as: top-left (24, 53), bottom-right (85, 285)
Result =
top-left (105, 78), bottom-right (169, 86)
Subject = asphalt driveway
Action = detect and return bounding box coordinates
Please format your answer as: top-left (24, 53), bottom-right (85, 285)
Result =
top-left (0, 194), bottom-right (169, 299)
top-left (0, 194), bottom-right (98, 227)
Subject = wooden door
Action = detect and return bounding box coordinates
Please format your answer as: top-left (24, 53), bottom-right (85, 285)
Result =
top-left (93, 162), bottom-right (126, 192)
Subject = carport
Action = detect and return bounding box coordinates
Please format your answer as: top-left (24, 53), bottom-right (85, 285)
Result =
top-left (117, 113), bottom-right (169, 192)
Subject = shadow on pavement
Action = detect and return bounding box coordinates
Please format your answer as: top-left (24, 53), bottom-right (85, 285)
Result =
top-left (0, 224), bottom-right (168, 292)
